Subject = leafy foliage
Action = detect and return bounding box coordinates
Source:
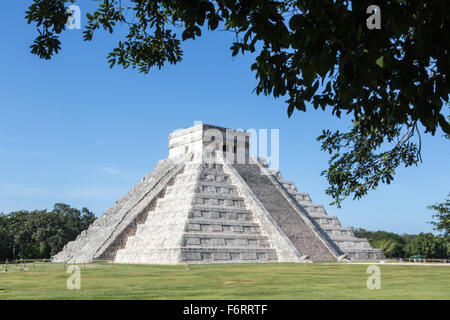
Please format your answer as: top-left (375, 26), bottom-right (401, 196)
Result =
top-left (353, 227), bottom-right (406, 258)
top-left (371, 239), bottom-right (404, 258)
top-left (25, 1), bottom-right (450, 205)
top-left (25, 0), bottom-right (75, 59)
top-left (353, 227), bottom-right (449, 259)
top-left (403, 233), bottom-right (448, 259)
top-left (0, 204), bottom-right (96, 260)
top-left (318, 119), bottom-right (421, 206)
top-left (428, 194), bottom-right (450, 238)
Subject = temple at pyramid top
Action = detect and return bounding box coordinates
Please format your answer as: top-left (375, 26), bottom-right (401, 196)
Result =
top-left (168, 123), bottom-right (251, 160)
top-left (53, 123), bottom-right (384, 264)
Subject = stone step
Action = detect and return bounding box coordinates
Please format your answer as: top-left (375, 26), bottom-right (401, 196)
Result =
top-left (300, 203), bottom-right (326, 209)
top-left (320, 225), bottom-right (353, 231)
top-left (196, 186), bottom-right (238, 195)
top-left (188, 209), bottom-right (253, 221)
top-left (192, 194), bottom-right (246, 208)
top-left (321, 227), bottom-right (355, 239)
top-left (115, 248), bottom-right (181, 264)
top-left (197, 182), bottom-right (238, 192)
top-left (335, 242), bottom-right (374, 250)
top-left (271, 171), bottom-right (283, 181)
top-left (294, 198), bottom-right (313, 205)
top-left (300, 204), bottom-right (328, 216)
top-left (174, 166), bottom-right (225, 175)
top-left (164, 186), bottom-right (198, 197)
top-left (343, 249), bottom-right (385, 260)
top-left (120, 237), bottom-right (181, 249)
top-left (155, 196), bottom-right (246, 210)
top-left (312, 219), bottom-right (345, 229)
top-left (200, 170), bottom-right (231, 181)
top-left (307, 213), bottom-right (331, 219)
top-left (295, 201), bottom-right (314, 207)
top-left (343, 248), bottom-right (383, 252)
top-left (289, 192), bottom-right (313, 203)
top-left (311, 216), bottom-right (340, 223)
top-left (191, 204), bottom-right (253, 214)
top-left (175, 170), bottom-right (225, 179)
top-left (166, 183), bottom-right (239, 197)
top-left (282, 182), bottom-right (296, 190)
top-left (141, 207), bottom-right (191, 217)
top-left (154, 198), bottom-right (191, 209)
top-left (181, 232), bottom-right (271, 247)
top-left (200, 176), bottom-right (231, 183)
top-left (180, 247), bottom-right (278, 263)
top-left (160, 190), bottom-right (244, 201)
top-left (193, 193), bottom-right (244, 201)
top-left (183, 163), bottom-right (225, 171)
top-left (332, 237), bottom-right (372, 244)
top-left (166, 180), bottom-right (237, 189)
top-left (203, 163), bottom-right (224, 170)
top-left (201, 167), bottom-right (228, 174)
top-left (198, 180), bottom-right (238, 188)
top-left (185, 219), bottom-right (261, 234)
top-left (329, 236), bottom-right (368, 242)
top-left (133, 221), bottom-right (186, 237)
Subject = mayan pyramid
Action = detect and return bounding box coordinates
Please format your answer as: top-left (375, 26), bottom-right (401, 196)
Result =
top-left (53, 123), bottom-right (384, 264)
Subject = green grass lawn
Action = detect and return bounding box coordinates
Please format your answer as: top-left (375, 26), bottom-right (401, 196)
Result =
top-left (0, 262), bottom-right (449, 299)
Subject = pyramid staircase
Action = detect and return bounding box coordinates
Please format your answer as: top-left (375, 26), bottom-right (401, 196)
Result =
top-left (114, 159), bottom-right (278, 264)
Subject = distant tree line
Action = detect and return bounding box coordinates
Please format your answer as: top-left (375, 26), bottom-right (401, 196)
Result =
top-left (354, 195), bottom-right (449, 259)
top-left (0, 203), bottom-right (96, 260)
top-left (353, 228), bottom-right (449, 259)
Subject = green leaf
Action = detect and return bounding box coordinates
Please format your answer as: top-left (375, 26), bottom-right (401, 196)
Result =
top-left (376, 56), bottom-right (385, 68)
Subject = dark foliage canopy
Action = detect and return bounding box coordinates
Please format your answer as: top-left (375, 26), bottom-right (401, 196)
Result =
top-left (353, 228), bottom-right (449, 259)
top-left (25, 1), bottom-right (450, 206)
top-left (0, 204), bottom-right (96, 260)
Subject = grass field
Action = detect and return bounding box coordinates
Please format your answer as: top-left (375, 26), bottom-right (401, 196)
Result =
top-left (0, 262), bottom-right (449, 299)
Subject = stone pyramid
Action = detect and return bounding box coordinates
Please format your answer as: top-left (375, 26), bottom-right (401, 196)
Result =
top-left (53, 124), bottom-right (384, 264)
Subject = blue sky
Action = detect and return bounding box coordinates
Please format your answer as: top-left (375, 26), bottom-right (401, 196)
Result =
top-left (0, 2), bottom-right (448, 234)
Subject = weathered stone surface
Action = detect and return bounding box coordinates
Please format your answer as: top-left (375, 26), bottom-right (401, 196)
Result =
top-left (270, 165), bottom-right (385, 260)
top-left (233, 163), bottom-right (338, 261)
top-left (53, 123), bottom-right (384, 264)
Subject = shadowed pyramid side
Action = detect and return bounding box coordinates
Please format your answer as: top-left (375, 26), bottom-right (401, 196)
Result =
top-left (231, 160), bottom-right (339, 261)
top-left (268, 162), bottom-right (385, 260)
